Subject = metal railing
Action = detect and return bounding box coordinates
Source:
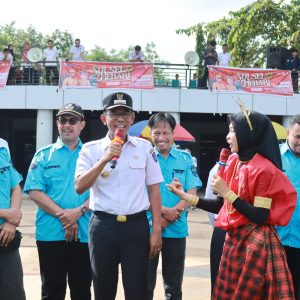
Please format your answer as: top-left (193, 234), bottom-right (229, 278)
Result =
top-left (6, 61), bottom-right (199, 88)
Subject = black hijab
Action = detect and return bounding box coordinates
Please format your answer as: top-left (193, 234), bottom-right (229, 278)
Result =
top-left (228, 111), bottom-right (282, 170)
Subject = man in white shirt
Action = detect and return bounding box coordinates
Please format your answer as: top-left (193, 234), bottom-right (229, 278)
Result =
top-left (0, 49), bottom-right (13, 62)
top-left (69, 39), bottom-right (85, 61)
top-left (218, 44), bottom-right (231, 67)
top-left (75, 92), bottom-right (163, 300)
top-left (129, 45), bottom-right (145, 62)
top-left (43, 40), bottom-right (59, 85)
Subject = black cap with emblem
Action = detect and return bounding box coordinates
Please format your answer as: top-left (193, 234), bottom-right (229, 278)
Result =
top-left (102, 92), bottom-right (133, 111)
top-left (56, 103), bottom-right (84, 119)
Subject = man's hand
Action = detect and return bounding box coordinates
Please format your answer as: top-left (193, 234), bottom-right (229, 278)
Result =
top-left (149, 229), bottom-right (162, 259)
top-left (4, 208), bottom-right (22, 226)
top-left (102, 142), bottom-right (122, 164)
top-left (0, 222), bottom-right (16, 246)
top-left (162, 207), bottom-right (183, 223)
top-left (161, 216), bottom-right (169, 229)
top-left (65, 223), bottom-right (78, 242)
top-left (57, 208), bottom-right (82, 229)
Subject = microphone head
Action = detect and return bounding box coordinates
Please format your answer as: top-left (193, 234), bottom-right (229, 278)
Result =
top-left (114, 128), bottom-right (125, 140)
top-left (219, 148), bottom-right (230, 163)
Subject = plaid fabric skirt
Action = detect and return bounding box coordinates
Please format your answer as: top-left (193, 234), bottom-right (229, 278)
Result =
top-left (212, 223), bottom-right (295, 300)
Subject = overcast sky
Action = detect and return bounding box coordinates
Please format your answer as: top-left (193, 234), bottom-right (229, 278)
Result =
top-left (2, 0), bottom-right (256, 63)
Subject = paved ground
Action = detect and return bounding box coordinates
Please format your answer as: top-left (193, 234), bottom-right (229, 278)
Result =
top-left (20, 199), bottom-right (212, 300)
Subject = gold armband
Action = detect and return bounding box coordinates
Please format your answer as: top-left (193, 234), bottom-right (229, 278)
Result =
top-left (224, 190), bottom-right (238, 204)
top-left (185, 194), bottom-right (199, 206)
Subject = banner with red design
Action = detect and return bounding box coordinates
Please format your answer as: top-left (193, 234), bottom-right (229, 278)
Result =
top-left (208, 66), bottom-right (293, 96)
top-left (59, 61), bottom-right (154, 90)
top-left (0, 61), bottom-right (12, 89)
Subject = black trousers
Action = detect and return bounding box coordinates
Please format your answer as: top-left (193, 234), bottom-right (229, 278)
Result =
top-left (292, 72), bottom-right (299, 93)
top-left (210, 227), bottom-right (226, 295)
top-left (36, 240), bottom-right (92, 300)
top-left (0, 249), bottom-right (26, 300)
top-left (89, 211), bottom-right (150, 300)
top-left (284, 246), bottom-right (300, 300)
top-left (147, 237), bottom-right (186, 300)
top-left (45, 66), bottom-right (59, 85)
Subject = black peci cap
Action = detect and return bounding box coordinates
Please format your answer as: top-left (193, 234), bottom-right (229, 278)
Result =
top-left (102, 92), bottom-right (133, 111)
top-left (56, 103), bottom-right (84, 119)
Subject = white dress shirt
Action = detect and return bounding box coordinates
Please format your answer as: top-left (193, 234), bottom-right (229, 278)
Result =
top-left (76, 135), bottom-right (163, 215)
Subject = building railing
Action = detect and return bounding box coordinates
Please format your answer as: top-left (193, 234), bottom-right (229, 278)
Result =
top-left (6, 61), bottom-right (199, 88)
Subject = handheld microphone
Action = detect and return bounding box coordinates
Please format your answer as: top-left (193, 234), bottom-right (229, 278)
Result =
top-left (217, 148), bottom-right (230, 178)
top-left (110, 129), bottom-right (125, 169)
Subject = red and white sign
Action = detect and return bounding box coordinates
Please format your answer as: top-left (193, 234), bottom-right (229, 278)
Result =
top-left (59, 61), bottom-right (154, 90)
top-left (0, 61), bottom-right (12, 89)
top-left (208, 66), bottom-right (293, 96)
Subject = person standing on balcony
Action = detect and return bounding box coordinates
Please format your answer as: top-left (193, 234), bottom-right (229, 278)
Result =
top-left (69, 38), bottom-right (85, 61)
top-left (286, 48), bottom-right (300, 93)
top-left (129, 45), bottom-right (145, 62)
top-left (43, 39), bottom-right (59, 85)
top-left (21, 41), bottom-right (34, 84)
top-left (218, 44), bottom-right (231, 67)
top-left (200, 40), bottom-right (218, 89)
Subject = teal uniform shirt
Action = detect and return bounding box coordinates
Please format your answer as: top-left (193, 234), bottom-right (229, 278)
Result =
top-left (0, 147), bottom-right (22, 225)
top-left (148, 147), bottom-right (202, 238)
top-left (24, 138), bottom-right (90, 242)
top-left (277, 142), bottom-right (300, 248)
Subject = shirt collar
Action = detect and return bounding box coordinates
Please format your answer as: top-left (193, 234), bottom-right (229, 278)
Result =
top-left (155, 145), bottom-right (177, 159)
top-left (54, 137), bottom-right (82, 150)
top-left (280, 140), bottom-right (296, 157)
top-left (102, 133), bottom-right (137, 150)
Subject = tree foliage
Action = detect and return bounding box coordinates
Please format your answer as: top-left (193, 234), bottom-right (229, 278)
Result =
top-left (0, 22), bottom-right (73, 60)
top-left (0, 22), bottom-right (163, 63)
top-left (177, 0), bottom-right (300, 67)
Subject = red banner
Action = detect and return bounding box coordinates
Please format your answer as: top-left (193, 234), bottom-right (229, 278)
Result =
top-left (208, 66), bottom-right (293, 96)
top-left (0, 61), bottom-right (11, 89)
top-left (59, 61), bottom-right (154, 90)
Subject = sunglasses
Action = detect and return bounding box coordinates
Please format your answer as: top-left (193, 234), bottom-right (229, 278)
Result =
top-left (57, 116), bottom-right (82, 125)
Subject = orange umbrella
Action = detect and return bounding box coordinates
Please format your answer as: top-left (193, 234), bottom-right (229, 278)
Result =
top-left (129, 120), bottom-right (195, 143)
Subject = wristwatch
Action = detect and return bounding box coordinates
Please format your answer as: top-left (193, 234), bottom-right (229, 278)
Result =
top-left (80, 205), bottom-right (88, 215)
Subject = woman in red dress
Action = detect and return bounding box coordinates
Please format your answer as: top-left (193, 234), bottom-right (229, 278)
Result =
top-left (168, 110), bottom-right (296, 299)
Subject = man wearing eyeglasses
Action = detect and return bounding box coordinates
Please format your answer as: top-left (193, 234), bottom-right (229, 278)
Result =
top-left (24, 103), bottom-right (92, 300)
top-left (75, 92), bottom-right (163, 300)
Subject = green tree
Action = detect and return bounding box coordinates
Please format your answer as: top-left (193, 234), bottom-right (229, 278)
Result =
top-left (177, 0), bottom-right (300, 68)
top-left (0, 22), bottom-right (73, 60)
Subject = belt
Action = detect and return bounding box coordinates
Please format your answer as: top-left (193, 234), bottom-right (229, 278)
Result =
top-left (93, 210), bottom-right (146, 223)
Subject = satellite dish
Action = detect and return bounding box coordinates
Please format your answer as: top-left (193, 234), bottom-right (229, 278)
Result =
top-left (27, 47), bottom-right (43, 62)
top-left (184, 51), bottom-right (199, 65)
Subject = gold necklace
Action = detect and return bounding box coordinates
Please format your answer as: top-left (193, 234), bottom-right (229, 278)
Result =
top-left (226, 159), bottom-right (239, 214)
top-left (225, 154), bottom-right (258, 214)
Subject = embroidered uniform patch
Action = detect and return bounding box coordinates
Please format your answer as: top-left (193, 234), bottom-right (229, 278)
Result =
top-left (190, 165), bottom-right (198, 176)
top-left (150, 149), bottom-right (157, 162)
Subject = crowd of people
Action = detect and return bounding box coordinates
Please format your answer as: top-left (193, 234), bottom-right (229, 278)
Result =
top-left (0, 90), bottom-right (300, 300)
top-left (1, 38), bottom-right (299, 92)
top-left (0, 40), bottom-right (145, 86)
top-left (199, 40), bottom-right (300, 93)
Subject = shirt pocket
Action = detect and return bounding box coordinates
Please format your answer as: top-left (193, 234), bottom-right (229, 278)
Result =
top-left (127, 159), bottom-right (146, 183)
top-left (44, 169), bottom-right (66, 188)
